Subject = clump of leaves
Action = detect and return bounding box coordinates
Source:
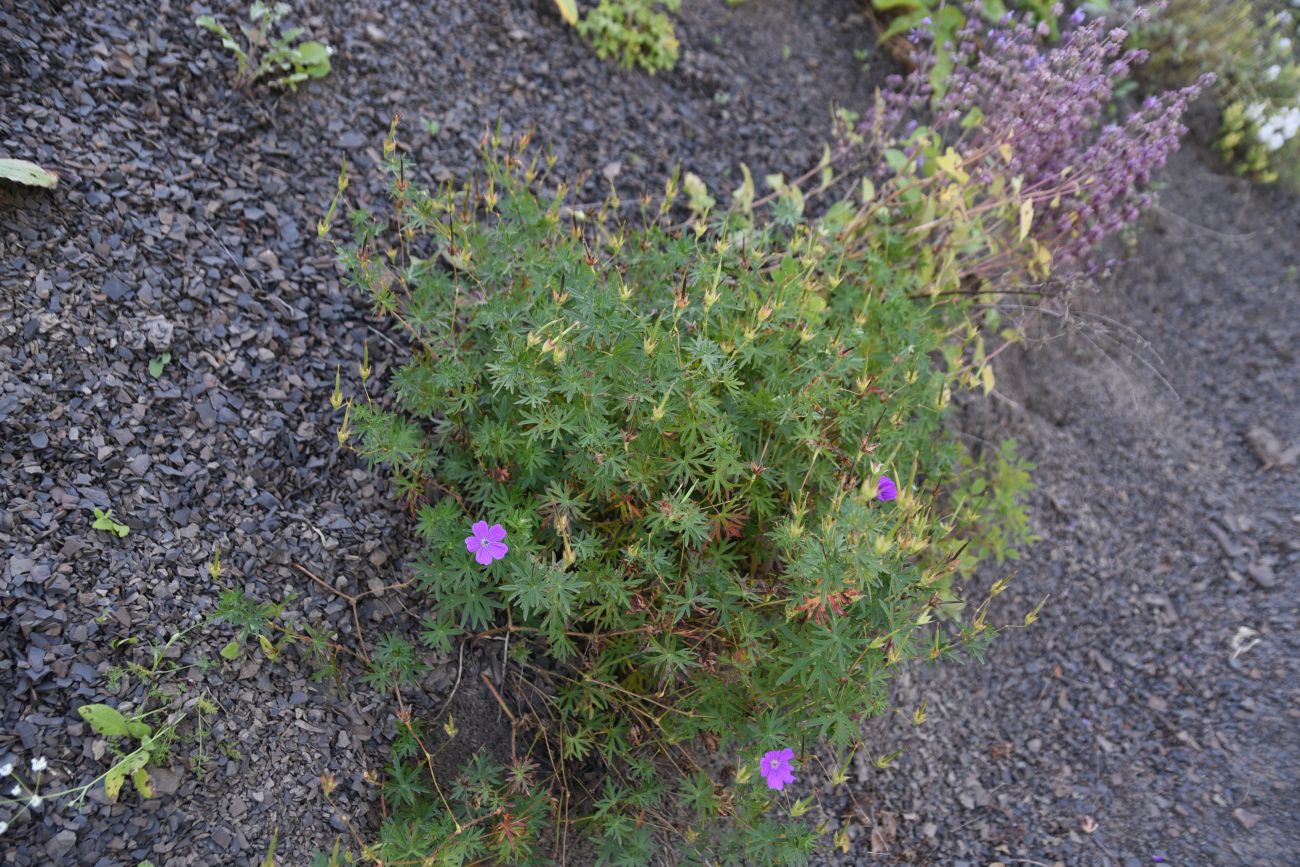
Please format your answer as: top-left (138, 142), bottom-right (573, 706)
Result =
top-left (196, 1), bottom-right (332, 91)
top-left (324, 108), bottom-right (1059, 859)
top-left (214, 586), bottom-right (341, 679)
top-left (575, 0), bottom-right (681, 73)
top-left (92, 506), bottom-right (130, 538)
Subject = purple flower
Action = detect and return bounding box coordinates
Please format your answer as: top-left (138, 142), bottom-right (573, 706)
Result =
top-left (465, 521), bottom-right (508, 565)
top-left (1071, 8), bottom-right (1086, 25)
top-left (760, 748), bottom-right (796, 790)
top-left (876, 475), bottom-right (898, 501)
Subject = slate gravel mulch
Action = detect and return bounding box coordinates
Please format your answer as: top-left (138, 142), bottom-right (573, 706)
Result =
top-left (2, 1), bottom-right (1297, 865)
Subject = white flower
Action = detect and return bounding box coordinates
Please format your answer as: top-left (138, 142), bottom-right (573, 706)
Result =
top-left (28, 794), bottom-right (43, 809)
top-left (1246, 101), bottom-right (1269, 123)
top-left (8, 784), bottom-right (19, 796)
top-left (1280, 37), bottom-right (1293, 51)
top-left (1267, 64), bottom-right (1282, 81)
top-left (30, 757), bottom-right (47, 773)
top-left (0, 762), bottom-right (12, 777)
top-left (0, 820), bottom-right (8, 835)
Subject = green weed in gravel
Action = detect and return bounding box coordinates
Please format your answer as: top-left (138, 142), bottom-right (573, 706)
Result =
top-left (196, 1), bottom-right (332, 91)
top-left (574, 0), bottom-right (681, 73)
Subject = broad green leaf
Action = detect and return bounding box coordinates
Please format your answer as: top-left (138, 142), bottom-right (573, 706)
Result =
top-left (126, 720), bottom-right (152, 739)
top-left (296, 41), bottom-right (331, 77)
top-left (220, 639), bottom-right (242, 661)
top-left (554, 0), bottom-right (578, 25)
top-left (148, 352), bottom-right (170, 379)
top-left (0, 158), bottom-right (58, 188)
top-left (79, 703), bottom-right (130, 738)
top-left (881, 10), bottom-right (927, 42)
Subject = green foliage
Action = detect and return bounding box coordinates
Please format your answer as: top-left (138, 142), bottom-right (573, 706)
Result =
top-left (1135, 0), bottom-right (1300, 185)
top-left (92, 506), bottom-right (130, 538)
top-left (576, 0), bottom-right (681, 73)
top-left (148, 352), bottom-right (171, 378)
top-left (949, 437), bottom-right (1039, 574)
top-left (325, 112), bottom-right (1054, 859)
top-left (0, 621), bottom-right (222, 832)
top-left (0, 158), bottom-right (58, 188)
top-left (77, 703), bottom-right (170, 802)
top-left (214, 587), bottom-right (341, 679)
top-left (196, 2), bottom-right (332, 91)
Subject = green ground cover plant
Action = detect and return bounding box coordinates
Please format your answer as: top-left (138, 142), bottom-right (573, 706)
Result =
top-left (319, 111), bottom-right (1049, 861)
top-left (573, 0), bottom-right (682, 73)
top-left (196, 1), bottom-right (332, 91)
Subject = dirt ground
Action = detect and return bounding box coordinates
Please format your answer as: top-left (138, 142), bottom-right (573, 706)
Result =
top-left (2, 1), bottom-right (1296, 865)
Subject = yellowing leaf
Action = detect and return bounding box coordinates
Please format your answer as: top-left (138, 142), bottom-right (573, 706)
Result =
top-left (132, 767), bottom-right (154, 798)
top-left (935, 147), bottom-right (969, 184)
top-left (981, 363), bottom-right (995, 395)
top-left (1018, 198), bottom-right (1033, 242)
top-left (790, 796), bottom-right (813, 817)
top-left (553, 0), bottom-right (578, 25)
top-left (732, 163), bottom-right (755, 214)
top-left (104, 767), bottom-right (126, 802)
top-left (0, 158), bottom-right (58, 188)
top-left (997, 143), bottom-right (1014, 165)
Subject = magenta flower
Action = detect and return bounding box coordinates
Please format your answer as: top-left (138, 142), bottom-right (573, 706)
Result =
top-left (876, 475), bottom-right (897, 501)
top-left (465, 521), bottom-right (508, 565)
top-left (760, 748), bottom-right (796, 791)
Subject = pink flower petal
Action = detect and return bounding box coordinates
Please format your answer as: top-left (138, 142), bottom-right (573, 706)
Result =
top-left (486, 523), bottom-right (507, 543)
top-left (471, 520), bottom-right (490, 537)
top-left (474, 547), bottom-right (495, 566)
top-left (465, 535), bottom-right (482, 552)
top-left (486, 540), bottom-right (509, 560)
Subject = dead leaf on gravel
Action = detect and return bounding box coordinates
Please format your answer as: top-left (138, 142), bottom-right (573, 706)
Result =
top-left (1234, 808), bottom-right (1263, 829)
top-left (1246, 427), bottom-right (1299, 469)
top-left (1230, 626), bottom-right (1261, 659)
top-left (1080, 815), bottom-right (1099, 834)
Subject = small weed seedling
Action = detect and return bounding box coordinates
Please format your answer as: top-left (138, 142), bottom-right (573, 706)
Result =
top-left (92, 507), bottom-right (130, 538)
top-left (148, 352), bottom-right (171, 379)
top-left (196, 2), bottom-right (332, 91)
